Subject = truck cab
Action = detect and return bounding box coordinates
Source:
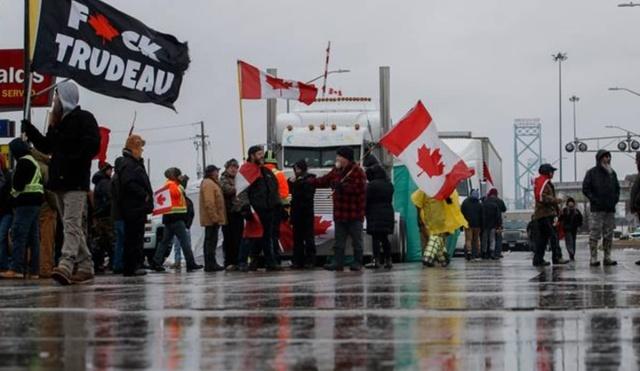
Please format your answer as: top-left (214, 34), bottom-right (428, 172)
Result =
top-left (275, 97), bottom-right (406, 261)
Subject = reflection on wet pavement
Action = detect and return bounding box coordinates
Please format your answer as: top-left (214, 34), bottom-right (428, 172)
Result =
top-left (1, 244), bottom-right (640, 370)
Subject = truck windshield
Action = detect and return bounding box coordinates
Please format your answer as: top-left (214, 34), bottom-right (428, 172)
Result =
top-left (284, 146), bottom-right (361, 168)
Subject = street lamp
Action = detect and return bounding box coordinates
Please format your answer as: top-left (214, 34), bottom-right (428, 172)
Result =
top-left (605, 125), bottom-right (640, 152)
top-left (306, 69), bottom-right (351, 84)
top-left (618, 2), bottom-right (640, 6)
top-left (608, 87), bottom-right (640, 97)
top-left (569, 95), bottom-right (580, 181)
top-left (552, 52), bottom-right (568, 182)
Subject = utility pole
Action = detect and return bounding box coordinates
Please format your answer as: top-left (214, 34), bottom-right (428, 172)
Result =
top-left (569, 95), bottom-right (580, 181)
top-left (379, 66), bottom-right (391, 172)
top-left (193, 121), bottom-right (208, 178)
top-left (266, 68), bottom-right (278, 156)
top-left (552, 52), bottom-right (567, 182)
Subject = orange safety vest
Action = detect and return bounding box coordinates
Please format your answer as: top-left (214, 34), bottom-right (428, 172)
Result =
top-left (264, 163), bottom-right (289, 201)
top-left (165, 180), bottom-right (187, 214)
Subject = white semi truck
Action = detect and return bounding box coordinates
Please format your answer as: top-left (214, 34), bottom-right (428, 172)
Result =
top-left (276, 97), bottom-right (408, 261)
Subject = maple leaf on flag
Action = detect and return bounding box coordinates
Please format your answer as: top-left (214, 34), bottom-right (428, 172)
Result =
top-left (266, 75), bottom-right (293, 90)
top-left (88, 13), bottom-right (120, 44)
top-left (313, 216), bottom-right (332, 235)
top-left (416, 144), bottom-right (445, 178)
top-left (156, 193), bottom-right (167, 206)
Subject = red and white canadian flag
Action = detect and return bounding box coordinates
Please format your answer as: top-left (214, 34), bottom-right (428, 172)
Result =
top-left (235, 161), bottom-right (263, 194)
top-left (238, 60), bottom-right (318, 105)
top-left (380, 101), bottom-right (474, 200)
top-left (152, 185), bottom-right (172, 215)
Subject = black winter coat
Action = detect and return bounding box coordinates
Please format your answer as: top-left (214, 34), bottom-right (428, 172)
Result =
top-left (559, 208), bottom-right (583, 233)
top-left (0, 170), bottom-right (12, 215)
top-left (248, 167), bottom-right (281, 212)
top-left (582, 165), bottom-right (620, 213)
top-left (631, 174), bottom-right (640, 215)
top-left (482, 196), bottom-right (506, 229)
top-left (113, 150), bottom-right (153, 220)
top-left (289, 173), bottom-right (316, 222)
top-left (365, 167), bottom-right (395, 235)
top-left (23, 108), bottom-right (101, 191)
top-left (92, 171), bottom-right (112, 218)
top-left (461, 197), bottom-right (483, 228)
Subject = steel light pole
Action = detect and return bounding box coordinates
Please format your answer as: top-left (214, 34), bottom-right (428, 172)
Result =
top-left (569, 95), bottom-right (580, 181)
top-left (609, 87), bottom-right (640, 97)
top-left (306, 69), bottom-right (351, 84)
top-left (553, 52), bottom-right (568, 182)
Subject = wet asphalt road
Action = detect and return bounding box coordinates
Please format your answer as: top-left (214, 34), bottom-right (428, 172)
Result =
top-left (1, 240), bottom-right (640, 370)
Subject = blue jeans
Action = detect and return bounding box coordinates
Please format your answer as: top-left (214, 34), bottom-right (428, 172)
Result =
top-left (172, 236), bottom-right (182, 264)
top-left (494, 229), bottom-right (503, 258)
top-left (153, 220), bottom-right (196, 267)
top-left (0, 214), bottom-right (13, 270)
top-left (112, 220), bottom-right (125, 272)
top-left (11, 206), bottom-right (40, 274)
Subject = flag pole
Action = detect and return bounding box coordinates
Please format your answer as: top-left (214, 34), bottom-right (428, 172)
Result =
top-left (22, 0), bottom-right (33, 123)
top-left (236, 61), bottom-right (247, 158)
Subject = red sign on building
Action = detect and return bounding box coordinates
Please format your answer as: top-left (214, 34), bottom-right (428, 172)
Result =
top-left (0, 49), bottom-right (54, 111)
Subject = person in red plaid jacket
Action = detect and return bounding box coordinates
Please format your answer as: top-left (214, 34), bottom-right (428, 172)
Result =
top-left (310, 147), bottom-right (366, 271)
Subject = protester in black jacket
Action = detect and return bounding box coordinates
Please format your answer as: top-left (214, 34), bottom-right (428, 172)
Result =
top-left (461, 189), bottom-right (483, 260)
top-left (0, 139), bottom-right (43, 279)
top-left (21, 81), bottom-right (101, 285)
top-left (246, 145), bottom-right (281, 270)
top-left (91, 163), bottom-right (115, 273)
top-left (481, 189), bottom-right (507, 259)
top-left (365, 165), bottom-right (395, 269)
top-left (582, 149), bottom-right (620, 266)
top-left (631, 152), bottom-right (640, 266)
top-left (114, 136), bottom-right (153, 276)
top-left (289, 160), bottom-right (316, 269)
top-left (559, 197), bottom-right (583, 261)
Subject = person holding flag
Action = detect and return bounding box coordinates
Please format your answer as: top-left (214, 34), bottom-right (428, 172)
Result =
top-left (151, 168), bottom-right (202, 272)
top-left (310, 147), bottom-right (367, 272)
top-left (532, 164), bottom-right (569, 267)
top-left (22, 81), bottom-right (101, 285)
top-left (238, 146), bottom-right (282, 271)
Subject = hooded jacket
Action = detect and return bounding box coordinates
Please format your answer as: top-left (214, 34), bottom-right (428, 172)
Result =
top-left (365, 165), bottom-right (395, 235)
top-left (113, 149), bottom-right (153, 220)
top-left (461, 194), bottom-right (483, 228)
top-left (92, 170), bottom-right (112, 218)
top-left (22, 82), bottom-right (100, 191)
top-left (582, 150), bottom-right (620, 213)
top-left (482, 195), bottom-right (506, 229)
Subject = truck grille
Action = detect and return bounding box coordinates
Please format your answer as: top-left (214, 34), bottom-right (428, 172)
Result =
top-left (314, 188), bottom-right (334, 215)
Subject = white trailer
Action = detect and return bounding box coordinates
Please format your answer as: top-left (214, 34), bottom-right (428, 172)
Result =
top-left (440, 132), bottom-right (503, 198)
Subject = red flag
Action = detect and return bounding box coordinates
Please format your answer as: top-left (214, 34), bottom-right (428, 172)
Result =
top-left (483, 161), bottom-right (494, 186)
top-left (94, 126), bottom-right (111, 167)
top-left (238, 61), bottom-right (318, 105)
top-left (243, 211), bottom-right (264, 239)
top-left (379, 101), bottom-right (474, 200)
top-left (235, 161), bottom-right (262, 194)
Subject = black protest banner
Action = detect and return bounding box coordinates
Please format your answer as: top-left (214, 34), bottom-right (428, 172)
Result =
top-left (32, 0), bottom-right (190, 109)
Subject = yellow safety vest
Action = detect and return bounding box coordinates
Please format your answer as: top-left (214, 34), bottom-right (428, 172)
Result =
top-left (11, 155), bottom-right (44, 197)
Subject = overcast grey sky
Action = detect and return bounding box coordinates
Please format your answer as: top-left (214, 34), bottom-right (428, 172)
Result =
top-left (1, 0), bottom-right (639, 197)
